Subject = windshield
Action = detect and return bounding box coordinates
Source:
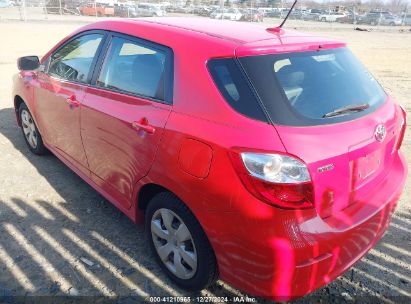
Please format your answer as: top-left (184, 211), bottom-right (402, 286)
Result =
top-left (238, 48), bottom-right (386, 126)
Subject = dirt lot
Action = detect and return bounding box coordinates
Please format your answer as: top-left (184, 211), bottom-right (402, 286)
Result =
top-left (0, 16), bottom-right (410, 303)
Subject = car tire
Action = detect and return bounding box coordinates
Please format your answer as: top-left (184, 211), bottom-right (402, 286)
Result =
top-left (321, 17), bottom-right (326, 22)
top-left (19, 103), bottom-right (47, 155)
top-left (145, 192), bottom-right (218, 291)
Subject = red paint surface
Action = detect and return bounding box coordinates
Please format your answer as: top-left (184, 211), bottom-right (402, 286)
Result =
top-left (178, 139), bottom-right (213, 178)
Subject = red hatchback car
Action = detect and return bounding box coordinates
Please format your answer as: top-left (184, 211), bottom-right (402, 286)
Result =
top-left (12, 18), bottom-right (407, 300)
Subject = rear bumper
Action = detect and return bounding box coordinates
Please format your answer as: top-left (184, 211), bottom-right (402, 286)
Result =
top-left (207, 151), bottom-right (407, 300)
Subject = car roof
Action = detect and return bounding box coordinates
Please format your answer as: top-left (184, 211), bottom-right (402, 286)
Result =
top-left (139, 17), bottom-right (309, 44)
top-left (70, 18), bottom-right (345, 57)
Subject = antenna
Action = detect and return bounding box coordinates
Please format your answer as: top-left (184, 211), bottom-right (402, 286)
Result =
top-left (266, 0), bottom-right (298, 33)
top-left (279, 0), bottom-right (298, 28)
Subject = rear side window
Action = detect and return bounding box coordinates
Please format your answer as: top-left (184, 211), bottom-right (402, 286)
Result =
top-left (208, 58), bottom-right (267, 122)
top-left (48, 34), bottom-right (103, 83)
top-left (96, 36), bottom-right (170, 102)
top-left (239, 48), bottom-right (386, 126)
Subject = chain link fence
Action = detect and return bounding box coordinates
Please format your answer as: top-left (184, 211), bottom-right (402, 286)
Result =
top-left (0, 0), bottom-right (410, 30)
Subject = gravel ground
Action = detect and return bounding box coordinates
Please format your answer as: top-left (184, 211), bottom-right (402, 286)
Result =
top-left (0, 17), bottom-right (410, 303)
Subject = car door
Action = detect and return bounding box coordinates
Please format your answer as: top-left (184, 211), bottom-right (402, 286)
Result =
top-left (81, 33), bottom-right (173, 210)
top-left (35, 31), bottom-right (106, 175)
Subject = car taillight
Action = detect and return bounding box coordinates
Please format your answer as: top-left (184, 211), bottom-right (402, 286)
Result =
top-left (396, 106), bottom-right (407, 150)
top-left (230, 152), bottom-right (314, 209)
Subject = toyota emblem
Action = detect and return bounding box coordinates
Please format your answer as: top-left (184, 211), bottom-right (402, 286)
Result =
top-left (374, 124), bottom-right (387, 142)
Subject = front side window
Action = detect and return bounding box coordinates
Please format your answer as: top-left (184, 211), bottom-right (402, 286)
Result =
top-left (96, 36), bottom-right (168, 101)
top-left (48, 33), bottom-right (103, 83)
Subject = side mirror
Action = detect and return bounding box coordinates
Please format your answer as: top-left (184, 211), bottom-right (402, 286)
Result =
top-left (17, 56), bottom-right (40, 71)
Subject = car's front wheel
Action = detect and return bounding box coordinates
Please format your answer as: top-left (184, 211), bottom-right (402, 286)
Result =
top-left (19, 103), bottom-right (47, 155)
top-left (146, 192), bottom-right (218, 291)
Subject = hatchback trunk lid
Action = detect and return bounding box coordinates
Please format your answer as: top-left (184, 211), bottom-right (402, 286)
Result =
top-left (275, 99), bottom-right (401, 218)
top-left (237, 47), bottom-right (403, 218)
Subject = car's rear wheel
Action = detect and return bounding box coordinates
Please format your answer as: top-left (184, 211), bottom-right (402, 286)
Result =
top-left (19, 103), bottom-right (47, 155)
top-left (145, 192), bottom-right (218, 291)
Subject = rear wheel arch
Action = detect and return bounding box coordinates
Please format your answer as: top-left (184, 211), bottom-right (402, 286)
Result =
top-left (137, 183), bottom-right (171, 212)
top-left (142, 188), bottom-right (219, 290)
top-left (137, 183), bottom-right (202, 220)
top-left (136, 183), bottom-right (217, 254)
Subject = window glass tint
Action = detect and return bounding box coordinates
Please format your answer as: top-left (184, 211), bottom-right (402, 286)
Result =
top-left (49, 34), bottom-right (103, 83)
top-left (239, 48), bottom-right (386, 125)
top-left (97, 37), bottom-right (166, 100)
top-left (208, 58), bottom-right (267, 122)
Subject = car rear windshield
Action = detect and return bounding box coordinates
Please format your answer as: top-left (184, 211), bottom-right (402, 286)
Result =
top-left (237, 48), bottom-right (386, 126)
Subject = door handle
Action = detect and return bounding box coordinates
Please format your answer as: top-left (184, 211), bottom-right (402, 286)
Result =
top-left (132, 118), bottom-right (155, 135)
top-left (66, 95), bottom-right (80, 109)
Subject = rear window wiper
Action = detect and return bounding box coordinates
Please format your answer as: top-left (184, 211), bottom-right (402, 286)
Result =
top-left (322, 103), bottom-right (369, 118)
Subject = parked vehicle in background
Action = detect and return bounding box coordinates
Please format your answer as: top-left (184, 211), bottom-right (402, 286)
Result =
top-left (23, 0), bottom-right (45, 7)
top-left (403, 14), bottom-right (411, 25)
top-left (79, 3), bottom-right (114, 17)
top-left (281, 8), bottom-right (290, 16)
top-left (65, 0), bottom-right (82, 14)
top-left (137, 3), bottom-right (165, 17)
top-left (319, 11), bottom-right (346, 22)
top-left (114, 4), bottom-right (139, 18)
top-left (358, 12), bottom-right (402, 26)
top-left (170, 6), bottom-right (190, 14)
top-left (44, 0), bottom-right (80, 15)
top-left (338, 12), bottom-right (358, 24)
top-left (289, 9), bottom-right (305, 20)
top-left (0, 0), bottom-right (12, 8)
top-left (302, 8), bottom-right (323, 21)
top-left (241, 8), bottom-right (263, 22)
top-left (168, 5), bottom-right (189, 13)
top-left (197, 6), bottom-right (213, 17)
top-left (358, 12), bottom-right (381, 25)
top-left (210, 8), bottom-right (242, 21)
top-left (192, 5), bottom-right (205, 15)
top-left (257, 7), bottom-right (273, 17)
top-left (209, 9), bottom-right (221, 19)
top-left (265, 9), bottom-right (283, 18)
top-left (380, 14), bottom-right (402, 26)
top-left (45, 0), bottom-right (62, 14)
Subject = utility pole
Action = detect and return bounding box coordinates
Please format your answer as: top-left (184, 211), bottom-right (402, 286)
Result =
top-left (22, 0), bottom-right (27, 21)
